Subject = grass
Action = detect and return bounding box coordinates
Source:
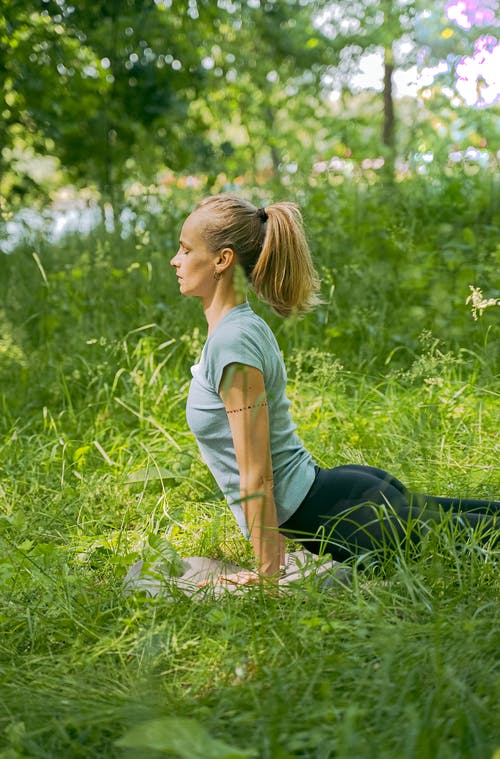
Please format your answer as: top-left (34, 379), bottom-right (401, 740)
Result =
top-left (0, 174), bottom-right (499, 758)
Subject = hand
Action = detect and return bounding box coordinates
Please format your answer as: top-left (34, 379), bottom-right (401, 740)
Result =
top-left (219, 570), bottom-right (262, 586)
top-left (197, 570), bottom-right (260, 588)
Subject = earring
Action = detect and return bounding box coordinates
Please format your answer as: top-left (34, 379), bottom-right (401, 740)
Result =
top-left (213, 270), bottom-right (223, 281)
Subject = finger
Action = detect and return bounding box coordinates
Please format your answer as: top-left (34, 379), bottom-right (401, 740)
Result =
top-left (219, 575), bottom-right (240, 584)
top-left (220, 574), bottom-right (249, 585)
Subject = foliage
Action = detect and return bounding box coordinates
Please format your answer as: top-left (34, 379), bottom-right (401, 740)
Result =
top-left (311, 0), bottom-right (500, 168)
top-left (0, 0), bottom-right (330, 209)
top-left (1, 0), bottom-right (213, 206)
top-left (2, 0), bottom-right (498, 215)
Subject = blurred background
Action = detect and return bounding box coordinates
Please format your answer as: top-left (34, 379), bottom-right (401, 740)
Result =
top-left (1, 0), bottom-right (498, 232)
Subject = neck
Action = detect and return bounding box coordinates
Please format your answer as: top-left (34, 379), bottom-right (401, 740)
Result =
top-left (202, 283), bottom-right (246, 334)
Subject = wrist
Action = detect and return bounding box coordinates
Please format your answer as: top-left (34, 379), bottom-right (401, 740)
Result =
top-left (258, 558), bottom-right (282, 578)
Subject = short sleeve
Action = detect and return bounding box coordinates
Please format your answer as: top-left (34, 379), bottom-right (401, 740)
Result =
top-left (204, 324), bottom-right (265, 393)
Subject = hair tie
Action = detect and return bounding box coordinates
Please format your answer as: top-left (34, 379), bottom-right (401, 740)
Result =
top-left (257, 207), bottom-right (268, 223)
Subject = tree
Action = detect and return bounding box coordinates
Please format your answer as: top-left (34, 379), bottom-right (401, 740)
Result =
top-left (1, 1), bottom-right (217, 213)
top-left (1, 0), bottom-right (332, 211)
top-left (310, 0), bottom-right (432, 176)
top-left (188, 0), bottom-right (331, 182)
top-left (310, 0), bottom-right (499, 173)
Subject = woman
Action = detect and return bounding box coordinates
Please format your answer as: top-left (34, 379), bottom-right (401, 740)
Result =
top-left (170, 194), bottom-right (499, 586)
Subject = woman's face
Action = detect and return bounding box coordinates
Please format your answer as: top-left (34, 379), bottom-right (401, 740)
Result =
top-left (170, 210), bottom-right (217, 298)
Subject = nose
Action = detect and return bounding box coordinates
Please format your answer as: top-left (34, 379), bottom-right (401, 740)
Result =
top-left (170, 251), bottom-right (180, 268)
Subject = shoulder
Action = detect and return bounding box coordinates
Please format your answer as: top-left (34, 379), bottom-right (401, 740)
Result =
top-left (207, 317), bottom-right (264, 366)
top-left (203, 306), bottom-right (275, 390)
top-left (210, 305), bottom-right (274, 351)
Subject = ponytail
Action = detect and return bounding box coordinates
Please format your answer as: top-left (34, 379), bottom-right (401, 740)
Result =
top-left (196, 194), bottom-right (321, 318)
top-left (251, 202), bottom-right (320, 317)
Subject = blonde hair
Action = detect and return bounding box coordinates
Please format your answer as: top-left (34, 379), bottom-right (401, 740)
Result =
top-left (196, 194), bottom-right (320, 317)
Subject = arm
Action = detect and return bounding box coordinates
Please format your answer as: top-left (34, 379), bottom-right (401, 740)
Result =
top-left (219, 363), bottom-right (284, 580)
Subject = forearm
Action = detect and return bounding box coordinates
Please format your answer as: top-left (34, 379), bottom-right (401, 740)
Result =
top-left (220, 364), bottom-right (283, 580)
top-left (241, 478), bottom-right (282, 577)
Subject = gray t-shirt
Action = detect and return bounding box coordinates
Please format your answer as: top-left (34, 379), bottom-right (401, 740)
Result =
top-left (186, 302), bottom-right (316, 537)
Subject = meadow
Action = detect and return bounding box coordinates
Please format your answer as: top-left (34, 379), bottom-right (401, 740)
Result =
top-left (0, 171), bottom-right (499, 758)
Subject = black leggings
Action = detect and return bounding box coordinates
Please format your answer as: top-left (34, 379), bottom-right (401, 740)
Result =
top-left (280, 465), bottom-right (500, 562)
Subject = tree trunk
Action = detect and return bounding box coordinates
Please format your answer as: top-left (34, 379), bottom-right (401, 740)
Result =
top-left (383, 45), bottom-right (396, 181)
top-left (264, 106), bottom-right (282, 180)
top-left (101, 0), bottom-right (120, 232)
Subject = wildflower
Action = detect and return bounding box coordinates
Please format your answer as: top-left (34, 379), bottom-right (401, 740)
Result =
top-left (466, 285), bottom-right (500, 320)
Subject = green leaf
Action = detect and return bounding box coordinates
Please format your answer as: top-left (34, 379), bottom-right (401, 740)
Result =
top-left (144, 534), bottom-right (185, 578)
top-left (126, 466), bottom-right (177, 484)
top-left (115, 717), bottom-right (256, 758)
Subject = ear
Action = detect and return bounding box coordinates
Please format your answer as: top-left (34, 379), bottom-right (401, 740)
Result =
top-left (215, 247), bottom-right (235, 273)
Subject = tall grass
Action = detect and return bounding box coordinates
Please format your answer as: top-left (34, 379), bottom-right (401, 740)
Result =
top-left (0, 173), bottom-right (498, 757)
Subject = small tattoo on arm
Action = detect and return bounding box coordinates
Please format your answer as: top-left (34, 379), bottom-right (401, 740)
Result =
top-left (226, 400), bottom-right (267, 415)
